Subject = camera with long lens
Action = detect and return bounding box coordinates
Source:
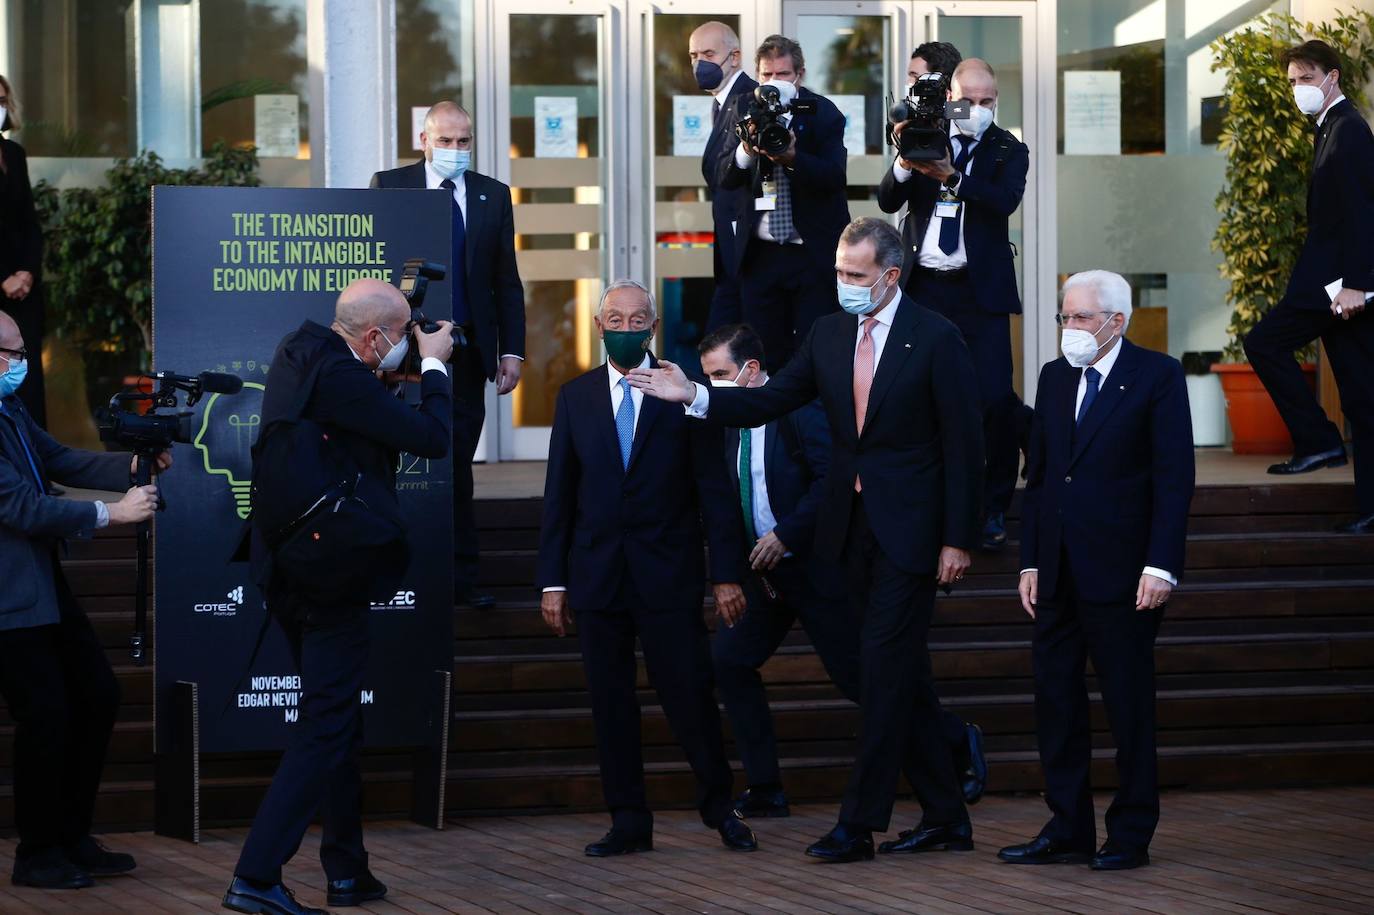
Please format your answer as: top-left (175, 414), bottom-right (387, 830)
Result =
top-left (98, 370), bottom-right (244, 454)
top-left (734, 85), bottom-right (817, 157)
top-left (397, 257), bottom-right (465, 368)
top-left (887, 72), bottom-right (971, 161)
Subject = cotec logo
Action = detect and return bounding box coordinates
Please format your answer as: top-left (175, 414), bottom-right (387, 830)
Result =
top-left (195, 586), bottom-right (244, 617)
top-left (371, 590), bottom-right (417, 611)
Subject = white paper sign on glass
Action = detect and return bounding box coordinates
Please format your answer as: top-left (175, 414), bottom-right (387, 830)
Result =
top-left (831, 95), bottom-right (868, 156)
top-left (1064, 71), bottom-right (1122, 156)
top-left (534, 96), bottom-right (579, 158)
top-left (673, 96), bottom-right (715, 157)
top-left (411, 107), bottom-right (429, 152)
top-left (254, 95), bottom-right (300, 158)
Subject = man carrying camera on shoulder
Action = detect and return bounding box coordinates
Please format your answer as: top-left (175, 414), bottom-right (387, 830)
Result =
top-left (879, 58), bottom-right (1030, 553)
top-left (0, 308), bottom-right (164, 890)
top-left (719, 34), bottom-right (850, 370)
top-left (223, 279), bottom-right (454, 915)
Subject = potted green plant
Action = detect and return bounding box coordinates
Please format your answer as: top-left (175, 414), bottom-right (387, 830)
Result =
top-left (1209, 10), bottom-right (1374, 454)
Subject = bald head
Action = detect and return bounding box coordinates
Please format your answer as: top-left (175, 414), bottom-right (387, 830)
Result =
top-left (689, 21), bottom-right (743, 90)
top-left (333, 279), bottom-right (409, 340)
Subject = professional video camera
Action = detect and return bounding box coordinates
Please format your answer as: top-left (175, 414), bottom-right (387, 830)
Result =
top-left (397, 257), bottom-right (465, 365)
top-left (887, 72), bottom-right (971, 161)
top-left (98, 369), bottom-right (244, 666)
top-left (734, 84), bottom-right (816, 156)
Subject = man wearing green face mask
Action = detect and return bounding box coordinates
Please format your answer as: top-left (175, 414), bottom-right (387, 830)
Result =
top-left (537, 280), bottom-right (758, 857)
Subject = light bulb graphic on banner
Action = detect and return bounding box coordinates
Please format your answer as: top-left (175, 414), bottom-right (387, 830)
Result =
top-left (194, 381), bottom-right (265, 519)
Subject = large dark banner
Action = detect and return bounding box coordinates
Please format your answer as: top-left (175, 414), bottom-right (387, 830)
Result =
top-left (152, 186), bottom-right (454, 754)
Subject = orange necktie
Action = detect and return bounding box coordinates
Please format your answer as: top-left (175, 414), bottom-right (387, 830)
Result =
top-left (853, 317), bottom-right (878, 491)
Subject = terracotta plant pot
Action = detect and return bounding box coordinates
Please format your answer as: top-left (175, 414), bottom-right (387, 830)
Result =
top-left (1211, 362), bottom-right (1316, 455)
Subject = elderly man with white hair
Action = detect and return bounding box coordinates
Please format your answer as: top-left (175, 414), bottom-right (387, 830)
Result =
top-left (999, 270), bottom-right (1194, 872)
top-left (536, 280), bottom-right (757, 857)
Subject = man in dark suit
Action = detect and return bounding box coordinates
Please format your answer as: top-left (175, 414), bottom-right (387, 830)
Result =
top-left (370, 100), bottom-right (526, 606)
top-left (225, 280), bottom-right (454, 915)
top-left (690, 21), bottom-right (758, 332)
top-left (536, 280), bottom-right (758, 858)
top-left (631, 218), bottom-right (984, 862)
top-left (718, 34), bottom-right (850, 368)
top-left (1, 78), bottom-right (47, 428)
top-left (699, 323), bottom-right (988, 820)
top-left (1243, 40), bottom-right (1374, 533)
top-left (0, 309), bottom-right (157, 891)
top-left (999, 271), bottom-right (1194, 872)
top-left (879, 58), bottom-right (1030, 552)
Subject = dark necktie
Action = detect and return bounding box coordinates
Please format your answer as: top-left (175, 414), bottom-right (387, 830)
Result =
top-left (439, 178), bottom-right (470, 326)
top-left (739, 429), bottom-right (756, 542)
top-left (1076, 366), bottom-right (1101, 427)
top-left (937, 137), bottom-right (975, 255)
top-left (1, 401), bottom-right (45, 491)
top-left (711, 98), bottom-right (721, 127)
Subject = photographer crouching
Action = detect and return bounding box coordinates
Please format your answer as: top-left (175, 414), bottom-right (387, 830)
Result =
top-left (0, 309), bottom-right (164, 889)
top-left (223, 279), bottom-right (453, 915)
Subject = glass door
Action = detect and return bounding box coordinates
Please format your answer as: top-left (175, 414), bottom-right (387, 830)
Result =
top-left (488, 2), bottom-right (622, 460)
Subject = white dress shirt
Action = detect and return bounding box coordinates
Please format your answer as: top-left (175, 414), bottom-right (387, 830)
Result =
top-left (892, 122), bottom-right (984, 270)
top-left (687, 294), bottom-right (902, 418)
top-left (1021, 336), bottom-right (1177, 587)
top-left (543, 355), bottom-right (650, 594)
top-left (735, 377), bottom-right (784, 545)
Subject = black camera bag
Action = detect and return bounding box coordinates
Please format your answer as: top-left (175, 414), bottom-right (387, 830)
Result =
top-left (249, 353), bottom-right (408, 606)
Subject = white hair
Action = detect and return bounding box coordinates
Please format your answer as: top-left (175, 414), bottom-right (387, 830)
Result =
top-left (598, 279), bottom-right (657, 319)
top-left (1062, 270), bottom-right (1132, 329)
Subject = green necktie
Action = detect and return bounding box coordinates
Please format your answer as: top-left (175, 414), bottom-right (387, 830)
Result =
top-left (739, 429), bottom-right (756, 543)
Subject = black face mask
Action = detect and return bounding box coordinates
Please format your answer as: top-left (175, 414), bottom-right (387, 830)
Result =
top-left (695, 59), bottom-right (725, 91)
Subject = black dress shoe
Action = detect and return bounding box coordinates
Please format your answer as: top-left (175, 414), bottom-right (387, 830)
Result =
top-left (1268, 448), bottom-right (1347, 475)
top-left (584, 829), bottom-right (653, 857)
top-left (11, 850), bottom-right (93, 889)
top-left (718, 811), bottom-right (759, 852)
top-left (222, 877), bottom-right (329, 915)
top-left (805, 824), bottom-right (874, 863)
top-left (733, 786), bottom-right (790, 818)
top-left (65, 836), bottom-right (136, 876)
top-left (997, 836), bottom-right (1093, 865)
top-left (878, 820), bottom-right (973, 854)
top-left (962, 722), bottom-right (988, 805)
top-left (1337, 513), bottom-right (1374, 534)
top-left (327, 870), bottom-right (387, 906)
top-left (980, 512), bottom-right (1007, 551)
top-left (457, 589), bottom-right (497, 610)
top-left (1091, 844), bottom-right (1150, 871)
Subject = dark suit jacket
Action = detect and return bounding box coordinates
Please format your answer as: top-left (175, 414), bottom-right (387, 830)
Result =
top-left (704, 296), bottom-right (984, 575)
top-left (717, 86), bottom-right (851, 274)
top-left (537, 360), bottom-right (746, 610)
top-left (369, 163), bottom-right (526, 377)
top-left (1285, 99), bottom-right (1374, 309)
top-left (251, 321), bottom-right (452, 592)
top-left (0, 396), bottom-right (129, 631)
top-left (1020, 340), bottom-right (1195, 604)
top-left (724, 397), bottom-right (830, 559)
top-left (876, 123), bottom-right (1027, 315)
top-left (0, 138), bottom-right (42, 281)
top-left (703, 73), bottom-right (758, 278)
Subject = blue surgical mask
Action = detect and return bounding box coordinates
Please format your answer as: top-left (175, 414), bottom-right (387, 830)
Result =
top-left (431, 146), bottom-right (470, 180)
top-left (837, 274), bottom-right (890, 316)
top-left (0, 357), bottom-right (28, 397)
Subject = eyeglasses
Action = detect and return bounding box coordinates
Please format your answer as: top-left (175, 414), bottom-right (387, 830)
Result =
top-left (1054, 311), bottom-right (1115, 328)
top-left (0, 346), bottom-right (29, 361)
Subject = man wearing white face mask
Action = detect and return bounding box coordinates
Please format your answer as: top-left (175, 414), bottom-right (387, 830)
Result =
top-left (1243, 39), bottom-right (1374, 534)
top-left (372, 100), bottom-right (527, 608)
top-left (1002, 271), bottom-right (1194, 873)
top-left (879, 58), bottom-right (1030, 555)
top-left (718, 35), bottom-right (851, 370)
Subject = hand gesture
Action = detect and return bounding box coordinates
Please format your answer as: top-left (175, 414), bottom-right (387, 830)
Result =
top-left (713, 582), bottom-right (746, 628)
top-left (626, 360), bottom-right (695, 404)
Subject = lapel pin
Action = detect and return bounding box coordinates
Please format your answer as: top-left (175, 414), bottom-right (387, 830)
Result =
top-left (479, 194), bottom-right (487, 201)
top-left (904, 343), bottom-right (912, 349)
top-left (1119, 385), bottom-right (1125, 390)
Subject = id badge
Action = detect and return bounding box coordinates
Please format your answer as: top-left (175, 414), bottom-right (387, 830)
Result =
top-left (935, 200), bottom-right (961, 219)
top-left (755, 193), bottom-right (778, 212)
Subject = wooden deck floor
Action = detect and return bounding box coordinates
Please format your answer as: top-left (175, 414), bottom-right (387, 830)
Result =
top-left (2, 788), bottom-right (1371, 914)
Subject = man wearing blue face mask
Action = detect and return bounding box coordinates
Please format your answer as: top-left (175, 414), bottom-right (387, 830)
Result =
top-left (879, 57), bottom-right (1030, 555)
top-left (689, 20), bottom-right (757, 331)
top-left (371, 100), bottom-right (526, 609)
top-left (629, 218), bottom-right (984, 863)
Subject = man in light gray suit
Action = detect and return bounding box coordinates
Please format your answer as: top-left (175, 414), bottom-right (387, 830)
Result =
top-left (0, 309), bottom-right (163, 890)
